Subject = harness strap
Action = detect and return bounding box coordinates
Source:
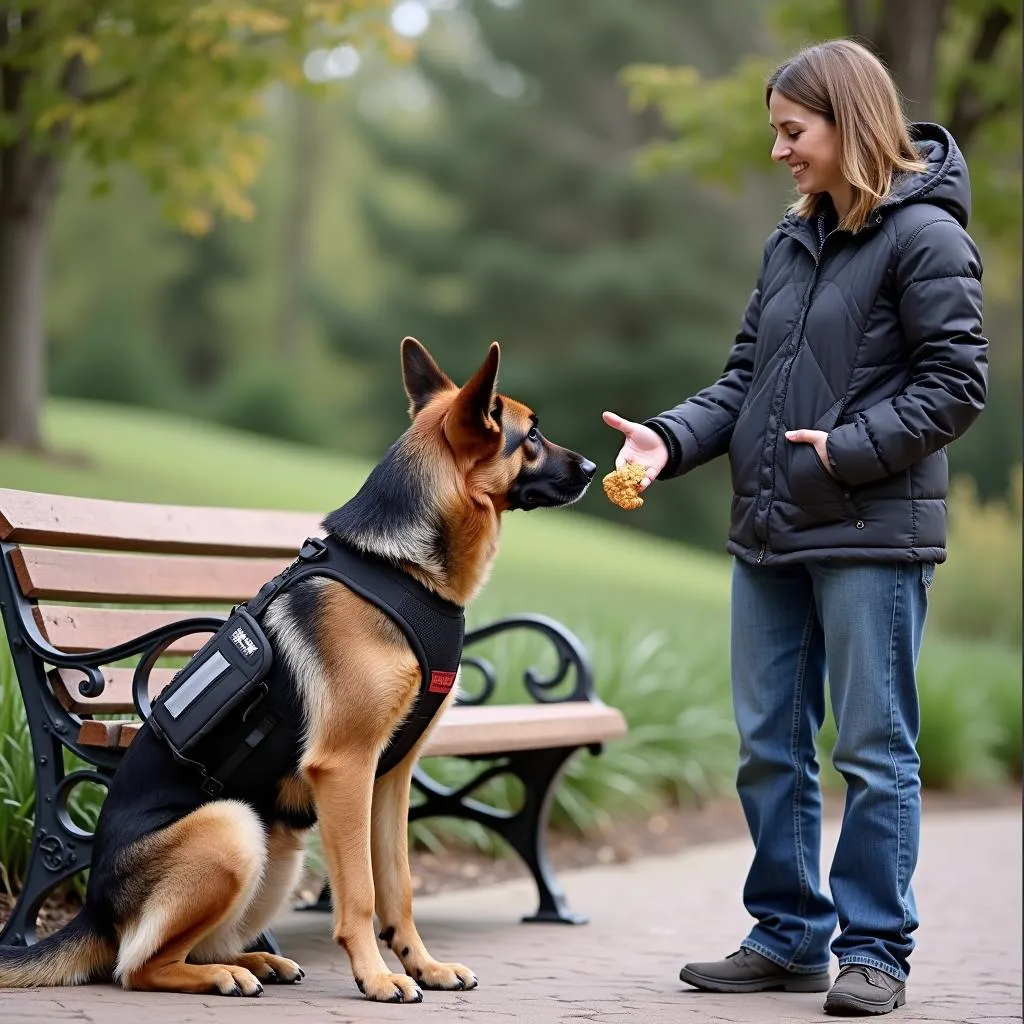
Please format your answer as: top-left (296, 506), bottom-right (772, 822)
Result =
top-left (209, 534), bottom-right (464, 789)
top-left (202, 709), bottom-right (280, 796)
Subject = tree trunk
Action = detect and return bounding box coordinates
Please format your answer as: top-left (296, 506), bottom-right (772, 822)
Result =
top-left (0, 178), bottom-right (53, 451)
top-left (0, 15), bottom-right (77, 452)
top-left (874, 0), bottom-right (949, 121)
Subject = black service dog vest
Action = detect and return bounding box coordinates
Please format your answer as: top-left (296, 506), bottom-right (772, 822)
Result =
top-left (149, 535), bottom-right (465, 795)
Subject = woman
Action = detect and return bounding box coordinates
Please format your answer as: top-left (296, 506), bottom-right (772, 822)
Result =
top-left (604, 39), bottom-right (987, 1017)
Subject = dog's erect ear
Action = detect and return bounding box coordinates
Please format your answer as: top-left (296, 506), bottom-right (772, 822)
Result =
top-left (444, 342), bottom-right (502, 454)
top-left (401, 336), bottom-right (454, 418)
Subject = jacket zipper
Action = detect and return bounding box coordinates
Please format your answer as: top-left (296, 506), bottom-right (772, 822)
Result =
top-left (755, 213), bottom-right (834, 564)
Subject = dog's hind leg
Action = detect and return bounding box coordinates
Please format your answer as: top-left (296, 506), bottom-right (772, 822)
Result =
top-left (196, 823), bottom-right (308, 984)
top-left (306, 752), bottom-right (424, 1003)
top-left (371, 758), bottom-right (478, 991)
top-left (115, 800), bottom-right (269, 996)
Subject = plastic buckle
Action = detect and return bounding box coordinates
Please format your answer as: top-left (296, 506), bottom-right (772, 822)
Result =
top-left (247, 579), bottom-right (280, 614)
top-left (201, 776), bottom-right (224, 797)
top-left (299, 536), bottom-right (328, 561)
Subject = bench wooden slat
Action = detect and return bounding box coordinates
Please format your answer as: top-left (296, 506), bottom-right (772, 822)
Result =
top-left (35, 604), bottom-right (224, 654)
top-left (78, 703), bottom-right (628, 756)
top-left (423, 702), bottom-right (627, 757)
top-left (52, 667), bottom-right (175, 713)
top-left (0, 488), bottom-right (320, 556)
top-left (13, 547), bottom-right (289, 604)
top-left (78, 720), bottom-right (124, 747)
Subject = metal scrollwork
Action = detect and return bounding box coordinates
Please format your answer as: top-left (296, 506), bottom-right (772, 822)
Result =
top-left (38, 831), bottom-right (72, 872)
top-left (462, 613), bottom-right (594, 704)
top-left (453, 655), bottom-right (496, 706)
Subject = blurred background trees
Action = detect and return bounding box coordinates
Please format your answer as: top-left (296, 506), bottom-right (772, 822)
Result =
top-left (19, 0), bottom-right (1021, 552)
top-left (0, 1), bottom-right (393, 450)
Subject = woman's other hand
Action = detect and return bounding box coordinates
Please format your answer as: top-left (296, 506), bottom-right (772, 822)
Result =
top-left (602, 411), bottom-right (669, 491)
top-left (784, 429), bottom-right (836, 477)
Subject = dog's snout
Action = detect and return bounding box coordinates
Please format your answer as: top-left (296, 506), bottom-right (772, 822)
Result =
top-left (578, 458), bottom-right (597, 480)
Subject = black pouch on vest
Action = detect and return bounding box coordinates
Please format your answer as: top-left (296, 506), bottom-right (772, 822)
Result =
top-left (150, 606), bottom-right (273, 761)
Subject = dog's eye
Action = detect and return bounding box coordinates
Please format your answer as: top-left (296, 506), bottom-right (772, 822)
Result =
top-left (526, 426), bottom-right (539, 444)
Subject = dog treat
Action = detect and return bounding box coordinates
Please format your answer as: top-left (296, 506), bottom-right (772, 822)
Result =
top-left (602, 462), bottom-right (647, 510)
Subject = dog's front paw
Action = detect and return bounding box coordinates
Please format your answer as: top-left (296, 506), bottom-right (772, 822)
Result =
top-left (357, 971), bottom-right (424, 1003)
top-left (233, 951), bottom-right (305, 983)
top-left (409, 960), bottom-right (478, 991)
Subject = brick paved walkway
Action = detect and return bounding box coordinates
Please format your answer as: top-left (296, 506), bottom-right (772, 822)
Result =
top-left (1, 806), bottom-right (1020, 1024)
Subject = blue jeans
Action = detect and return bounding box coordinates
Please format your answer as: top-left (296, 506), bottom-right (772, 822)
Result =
top-left (731, 558), bottom-right (931, 981)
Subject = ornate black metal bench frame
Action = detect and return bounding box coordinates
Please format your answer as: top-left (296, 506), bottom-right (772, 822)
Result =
top-left (0, 539), bottom-right (607, 948)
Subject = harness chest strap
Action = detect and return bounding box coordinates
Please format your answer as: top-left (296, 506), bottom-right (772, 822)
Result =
top-left (235, 535), bottom-right (465, 783)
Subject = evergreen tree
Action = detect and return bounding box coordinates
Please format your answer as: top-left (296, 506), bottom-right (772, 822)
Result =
top-left (157, 227), bottom-right (246, 390)
top-left (320, 0), bottom-right (767, 549)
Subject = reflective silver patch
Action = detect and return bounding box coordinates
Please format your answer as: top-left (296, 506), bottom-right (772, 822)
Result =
top-left (163, 651), bottom-right (230, 718)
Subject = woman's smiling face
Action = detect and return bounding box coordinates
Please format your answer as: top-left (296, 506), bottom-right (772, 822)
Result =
top-left (768, 90), bottom-right (843, 199)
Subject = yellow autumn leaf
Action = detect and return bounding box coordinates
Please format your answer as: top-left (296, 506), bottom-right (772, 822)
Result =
top-left (181, 208), bottom-right (213, 235)
top-left (221, 189), bottom-right (255, 220)
top-left (37, 103), bottom-right (75, 132)
top-left (227, 149), bottom-right (258, 187)
top-left (211, 40), bottom-right (240, 59)
top-left (62, 35), bottom-right (101, 65)
top-left (228, 10), bottom-right (289, 35)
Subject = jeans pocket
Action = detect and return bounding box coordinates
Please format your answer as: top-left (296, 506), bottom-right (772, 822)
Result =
top-left (921, 562), bottom-right (935, 589)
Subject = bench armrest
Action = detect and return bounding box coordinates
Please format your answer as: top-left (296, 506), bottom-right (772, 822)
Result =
top-left (459, 613), bottom-right (595, 706)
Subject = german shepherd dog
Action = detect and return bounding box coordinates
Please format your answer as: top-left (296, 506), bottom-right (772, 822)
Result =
top-left (0, 339), bottom-right (596, 1002)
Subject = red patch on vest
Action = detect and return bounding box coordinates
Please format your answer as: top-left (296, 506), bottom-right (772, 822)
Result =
top-left (428, 670), bottom-right (457, 695)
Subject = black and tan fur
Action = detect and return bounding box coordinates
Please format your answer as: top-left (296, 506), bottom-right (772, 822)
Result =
top-left (0, 339), bottom-right (595, 1002)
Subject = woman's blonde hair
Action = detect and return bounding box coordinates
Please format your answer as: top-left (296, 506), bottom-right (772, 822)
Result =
top-left (766, 39), bottom-right (926, 232)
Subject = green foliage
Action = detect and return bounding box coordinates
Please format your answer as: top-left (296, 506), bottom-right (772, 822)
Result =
top-left (156, 227), bottom-right (246, 388)
top-left (929, 469), bottom-right (1022, 647)
top-left (0, 638), bottom-right (35, 896)
top-left (0, 635), bottom-right (102, 898)
top-left (2, 2), bottom-right (395, 229)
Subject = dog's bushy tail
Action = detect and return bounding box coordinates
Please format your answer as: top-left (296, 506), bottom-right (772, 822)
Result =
top-left (0, 911), bottom-right (114, 988)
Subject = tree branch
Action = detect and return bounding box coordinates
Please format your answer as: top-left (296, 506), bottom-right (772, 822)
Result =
top-left (81, 76), bottom-right (135, 104)
top-left (947, 6), bottom-right (1014, 151)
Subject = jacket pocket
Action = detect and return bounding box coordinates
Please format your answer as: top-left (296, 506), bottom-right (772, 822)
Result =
top-left (786, 442), bottom-right (859, 521)
top-left (784, 403), bottom-right (859, 522)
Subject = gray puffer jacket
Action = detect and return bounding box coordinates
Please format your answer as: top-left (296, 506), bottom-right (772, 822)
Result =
top-left (647, 123), bottom-right (988, 565)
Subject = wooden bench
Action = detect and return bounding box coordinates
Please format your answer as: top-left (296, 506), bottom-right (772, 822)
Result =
top-left (0, 488), bottom-right (627, 947)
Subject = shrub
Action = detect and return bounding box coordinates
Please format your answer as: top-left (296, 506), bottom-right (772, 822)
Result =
top-left (49, 300), bottom-right (185, 413)
top-left (0, 636), bottom-right (102, 898)
top-left (930, 468), bottom-right (1022, 647)
top-left (816, 634), bottom-right (1020, 790)
top-left (206, 359), bottom-right (331, 446)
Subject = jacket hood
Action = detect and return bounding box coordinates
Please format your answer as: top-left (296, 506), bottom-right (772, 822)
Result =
top-left (881, 122), bottom-right (971, 227)
top-left (779, 122), bottom-right (972, 240)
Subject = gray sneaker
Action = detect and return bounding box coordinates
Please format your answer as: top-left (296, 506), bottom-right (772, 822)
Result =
top-left (824, 964), bottom-right (907, 1015)
top-left (679, 947), bottom-right (831, 993)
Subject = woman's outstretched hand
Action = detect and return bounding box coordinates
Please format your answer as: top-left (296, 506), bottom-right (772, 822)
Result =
top-left (602, 411), bottom-right (669, 491)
